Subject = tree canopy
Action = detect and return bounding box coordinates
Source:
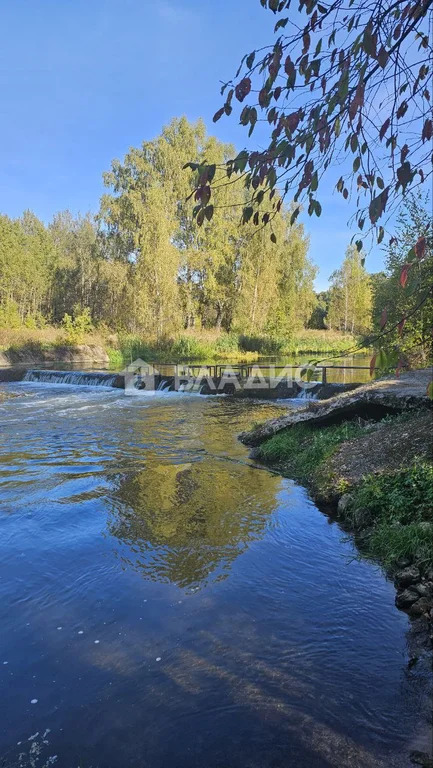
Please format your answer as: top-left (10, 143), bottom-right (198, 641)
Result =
top-left (0, 118), bottom-right (316, 341)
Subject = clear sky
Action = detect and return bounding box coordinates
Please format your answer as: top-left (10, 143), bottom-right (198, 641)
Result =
top-left (0, 0), bottom-right (385, 290)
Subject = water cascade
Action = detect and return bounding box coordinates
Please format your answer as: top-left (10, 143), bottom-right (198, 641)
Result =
top-left (23, 369), bottom-right (119, 388)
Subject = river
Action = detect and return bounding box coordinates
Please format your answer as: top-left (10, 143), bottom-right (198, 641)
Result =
top-left (0, 379), bottom-right (427, 767)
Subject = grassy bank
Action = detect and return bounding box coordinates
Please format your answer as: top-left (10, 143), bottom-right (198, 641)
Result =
top-left (255, 413), bottom-right (433, 574)
top-left (0, 326), bottom-right (357, 366)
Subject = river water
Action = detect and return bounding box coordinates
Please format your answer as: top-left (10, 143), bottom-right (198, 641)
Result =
top-left (0, 380), bottom-right (427, 767)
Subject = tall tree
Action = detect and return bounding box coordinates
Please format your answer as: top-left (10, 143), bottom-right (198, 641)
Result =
top-left (328, 246), bottom-right (372, 333)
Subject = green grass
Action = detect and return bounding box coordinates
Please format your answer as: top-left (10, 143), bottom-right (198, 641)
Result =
top-left (239, 330), bottom-right (356, 356)
top-left (257, 417), bottom-right (433, 572)
top-left (116, 333), bottom-right (259, 364)
top-left (348, 461), bottom-right (433, 569)
top-left (0, 327), bottom-right (360, 365)
top-left (258, 421), bottom-right (366, 483)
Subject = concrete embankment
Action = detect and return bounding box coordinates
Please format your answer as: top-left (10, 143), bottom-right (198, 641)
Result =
top-left (0, 344), bottom-right (109, 366)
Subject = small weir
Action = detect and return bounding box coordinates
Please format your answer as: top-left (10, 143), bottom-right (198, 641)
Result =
top-left (23, 369), bottom-right (121, 388)
top-left (0, 364), bottom-right (368, 399)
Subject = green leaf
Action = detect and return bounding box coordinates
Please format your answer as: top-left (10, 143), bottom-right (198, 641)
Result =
top-left (213, 107), bottom-right (225, 123)
top-left (290, 207), bottom-right (300, 226)
top-left (242, 206), bottom-right (254, 224)
top-left (350, 134), bottom-right (358, 153)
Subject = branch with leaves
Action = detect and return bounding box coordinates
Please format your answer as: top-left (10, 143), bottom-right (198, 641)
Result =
top-left (188, 0), bottom-right (431, 245)
top-left (186, 0), bottom-right (433, 388)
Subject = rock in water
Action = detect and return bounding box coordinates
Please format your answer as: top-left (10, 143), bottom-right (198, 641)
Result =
top-left (410, 751), bottom-right (433, 768)
top-left (337, 493), bottom-right (354, 515)
top-left (394, 566), bottom-right (421, 589)
top-left (395, 588), bottom-right (420, 609)
top-left (408, 598), bottom-right (432, 618)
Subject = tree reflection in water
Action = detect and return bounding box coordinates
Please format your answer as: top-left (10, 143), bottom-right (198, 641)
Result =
top-left (107, 457), bottom-right (280, 590)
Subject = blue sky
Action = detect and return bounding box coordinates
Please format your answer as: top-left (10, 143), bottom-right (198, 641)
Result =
top-left (0, 0), bottom-right (384, 290)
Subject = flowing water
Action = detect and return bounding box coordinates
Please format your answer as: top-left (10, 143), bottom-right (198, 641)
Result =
top-left (0, 379), bottom-right (427, 768)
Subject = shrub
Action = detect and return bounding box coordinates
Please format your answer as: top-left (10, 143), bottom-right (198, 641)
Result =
top-left (61, 307), bottom-right (93, 345)
top-left (239, 334), bottom-right (285, 355)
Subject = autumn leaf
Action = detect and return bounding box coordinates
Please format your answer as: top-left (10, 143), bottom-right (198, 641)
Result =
top-left (398, 318), bottom-right (406, 336)
top-left (422, 118), bottom-right (432, 142)
top-left (415, 236), bottom-right (426, 260)
top-left (235, 77), bottom-right (251, 102)
top-left (399, 263), bottom-right (410, 288)
top-left (369, 354), bottom-right (377, 377)
top-left (379, 118), bottom-right (390, 140)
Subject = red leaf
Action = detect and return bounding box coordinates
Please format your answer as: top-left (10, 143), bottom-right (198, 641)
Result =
top-left (380, 308), bottom-right (387, 329)
top-left (396, 100), bottom-right (408, 119)
top-left (422, 118), bottom-right (432, 142)
top-left (415, 236), bottom-right (426, 260)
top-left (400, 263), bottom-right (410, 288)
top-left (285, 112), bottom-right (300, 132)
top-left (398, 318), bottom-right (406, 336)
top-left (235, 77), bottom-right (251, 103)
top-left (377, 46), bottom-right (388, 68)
top-left (379, 118), bottom-right (390, 140)
top-left (259, 87), bottom-right (269, 108)
top-left (370, 354), bottom-right (377, 377)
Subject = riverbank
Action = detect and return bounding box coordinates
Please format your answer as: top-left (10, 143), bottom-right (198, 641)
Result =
top-left (241, 372), bottom-right (433, 665)
top-left (0, 327), bottom-right (357, 367)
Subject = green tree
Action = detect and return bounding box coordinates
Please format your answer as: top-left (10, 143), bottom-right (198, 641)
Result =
top-left (328, 246), bottom-right (372, 333)
top-left (50, 211), bottom-right (99, 322)
top-left (372, 195), bottom-right (433, 366)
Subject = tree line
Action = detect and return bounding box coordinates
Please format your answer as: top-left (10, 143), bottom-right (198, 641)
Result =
top-left (0, 117), bottom-right (430, 361)
top-left (0, 118), bottom-right (318, 339)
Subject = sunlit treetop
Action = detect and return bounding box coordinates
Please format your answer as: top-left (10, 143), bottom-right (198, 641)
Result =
top-left (187, 0), bottom-right (432, 253)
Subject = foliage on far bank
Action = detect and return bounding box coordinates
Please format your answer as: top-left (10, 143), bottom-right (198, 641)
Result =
top-left (0, 324), bottom-right (357, 365)
top-left (369, 194), bottom-right (433, 372)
